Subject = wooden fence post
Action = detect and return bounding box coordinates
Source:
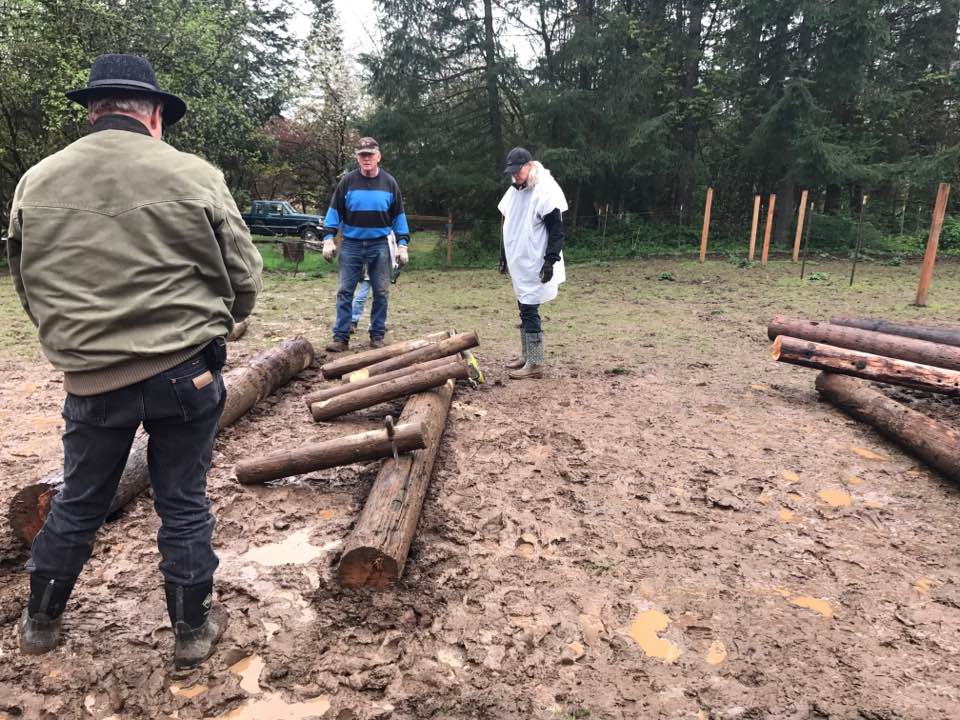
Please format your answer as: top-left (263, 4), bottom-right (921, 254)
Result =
top-left (792, 189), bottom-right (809, 262)
top-left (446, 213), bottom-right (453, 266)
top-left (761, 194), bottom-right (776, 267)
top-left (748, 195), bottom-right (761, 261)
top-left (916, 183), bottom-right (950, 306)
top-left (699, 187), bottom-right (714, 263)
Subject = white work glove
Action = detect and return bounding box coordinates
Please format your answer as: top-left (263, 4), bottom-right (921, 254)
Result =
top-left (398, 245), bottom-right (409, 265)
top-left (322, 237), bottom-right (337, 262)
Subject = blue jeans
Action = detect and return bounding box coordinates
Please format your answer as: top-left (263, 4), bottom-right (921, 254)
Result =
top-left (335, 239), bottom-right (390, 340)
top-left (27, 353), bottom-right (225, 586)
top-left (352, 280), bottom-right (371, 323)
top-left (518, 302), bottom-right (542, 333)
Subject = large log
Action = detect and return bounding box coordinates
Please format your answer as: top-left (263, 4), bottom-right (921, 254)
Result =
top-left (355, 331), bottom-right (480, 380)
top-left (772, 336), bottom-right (960, 395)
top-left (303, 356), bottom-right (461, 407)
top-left (311, 361), bottom-right (469, 422)
top-left (768, 315), bottom-right (960, 371)
top-left (815, 372), bottom-right (960, 483)
top-left (321, 330), bottom-right (451, 379)
top-left (829, 316), bottom-right (960, 348)
top-left (338, 380), bottom-right (455, 588)
top-left (8, 337), bottom-right (316, 547)
top-left (235, 421), bottom-right (427, 485)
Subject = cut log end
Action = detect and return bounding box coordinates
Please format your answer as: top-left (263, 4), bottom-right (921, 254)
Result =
top-left (8, 483), bottom-right (58, 547)
top-left (771, 336), bottom-right (783, 360)
top-left (338, 547), bottom-right (400, 589)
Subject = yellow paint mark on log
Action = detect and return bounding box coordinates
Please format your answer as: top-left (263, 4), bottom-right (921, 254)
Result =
top-left (627, 610), bottom-right (682, 663)
top-left (348, 368), bottom-right (369, 382)
top-left (705, 640), bottom-right (727, 665)
top-left (789, 596), bottom-right (833, 618)
top-left (777, 509), bottom-right (795, 522)
top-left (852, 447), bottom-right (887, 461)
top-left (781, 470), bottom-right (800, 483)
top-left (818, 488), bottom-right (852, 507)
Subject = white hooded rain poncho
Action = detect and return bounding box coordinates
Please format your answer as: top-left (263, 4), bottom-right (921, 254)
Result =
top-left (497, 162), bottom-right (568, 305)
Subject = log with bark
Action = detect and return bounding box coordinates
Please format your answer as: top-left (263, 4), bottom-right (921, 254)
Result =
top-left (8, 337), bottom-right (316, 547)
top-left (352, 331), bottom-right (480, 380)
top-left (311, 360), bottom-right (469, 422)
top-left (320, 330), bottom-right (451, 379)
top-left (227, 319), bottom-right (249, 342)
top-left (768, 315), bottom-right (960, 371)
top-left (235, 421), bottom-right (427, 484)
top-left (303, 356), bottom-right (461, 407)
top-left (338, 380), bottom-right (454, 588)
top-left (772, 336), bottom-right (960, 395)
top-left (815, 372), bottom-right (960, 483)
top-left (829, 316), bottom-right (960, 348)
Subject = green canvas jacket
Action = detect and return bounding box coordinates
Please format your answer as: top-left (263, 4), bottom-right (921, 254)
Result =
top-left (6, 115), bottom-right (262, 395)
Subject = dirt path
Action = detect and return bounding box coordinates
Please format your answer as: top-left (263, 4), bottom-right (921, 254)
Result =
top-left (1, 259), bottom-right (958, 719)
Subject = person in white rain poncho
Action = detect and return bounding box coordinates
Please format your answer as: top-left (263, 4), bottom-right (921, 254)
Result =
top-left (497, 147), bottom-right (567, 379)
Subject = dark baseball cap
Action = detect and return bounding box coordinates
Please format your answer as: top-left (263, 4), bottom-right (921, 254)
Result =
top-left (504, 146), bottom-right (532, 174)
top-left (355, 137), bottom-right (380, 154)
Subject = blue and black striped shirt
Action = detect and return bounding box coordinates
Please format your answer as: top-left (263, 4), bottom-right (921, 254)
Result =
top-left (322, 168), bottom-right (410, 245)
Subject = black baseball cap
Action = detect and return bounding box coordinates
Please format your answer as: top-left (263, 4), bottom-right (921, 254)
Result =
top-left (355, 137), bottom-right (380, 154)
top-left (504, 146), bottom-right (532, 174)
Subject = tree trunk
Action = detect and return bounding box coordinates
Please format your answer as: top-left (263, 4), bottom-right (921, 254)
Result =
top-left (357, 332), bottom-right (480, 379)
top-left (774, 178), bottom-right (795, 248)
top-left (676, 0), bottom-right (705, 216)
top-left (829, 316), bottom-right (960, 348)
top-left (815, 372), bottom-right (960, 483)
top-left (8, 337), bottom-right (316, 547)
top-left (320, 331), bottom-right (451, 380)
top-left (338, 380), bottom-right (455, 588)
top-left (768, 315), bottom-right (960, 370)
top-left (304, 356), bottom-right (460, 407)
top-left (772, 336), bottom-right (960, 395)
top-left (311, 361), bottom-right (469, 422)
top-left (235, 422), bottom-right (427, 485)
top-left (482, 0), bottom-right (504, 171)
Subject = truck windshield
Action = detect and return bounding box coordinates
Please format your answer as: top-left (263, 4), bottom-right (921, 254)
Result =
top-left (280, 202), bottom-right (296, 215)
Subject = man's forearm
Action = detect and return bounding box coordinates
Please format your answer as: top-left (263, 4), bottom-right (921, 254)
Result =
top-left (543, 209), bottom-right (565, 262)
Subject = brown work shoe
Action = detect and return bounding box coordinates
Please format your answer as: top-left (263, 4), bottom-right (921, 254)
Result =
top-left (370, 337), bottom-right (385, 349)
top-left (508, 363), bottom-right (544, 380)
top-left (325, 339), bottom-right (349, 353)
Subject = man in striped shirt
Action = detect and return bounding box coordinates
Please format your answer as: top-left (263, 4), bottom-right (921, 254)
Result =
top-left (321, 137), bottom-right (410, 351)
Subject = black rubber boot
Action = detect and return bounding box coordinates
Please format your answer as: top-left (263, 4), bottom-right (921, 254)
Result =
top-left (165, 581), bottom-right (228, 669)
top-left (19, 574), bottom-right (75, 655)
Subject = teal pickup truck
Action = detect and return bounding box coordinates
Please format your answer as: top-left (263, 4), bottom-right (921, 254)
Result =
top-left (240, 200), bottom-right (323, 245)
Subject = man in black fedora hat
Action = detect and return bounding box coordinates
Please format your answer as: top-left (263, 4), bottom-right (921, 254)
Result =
top-left (6, 53), bottom-right (262, 667)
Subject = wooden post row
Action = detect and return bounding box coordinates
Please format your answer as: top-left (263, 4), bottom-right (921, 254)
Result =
top-left (748, 195), bottom-right (761, 261)
top-left (699, 187), bottom-right (714, 263)
top-left (916, 182), bottom-right (950, 306)
top-left (792, 189), bottom-right (809, 262)
top-left (446, 213), bottom-right (454, 266)
top-left (761, 194), bottom-right (776, 267)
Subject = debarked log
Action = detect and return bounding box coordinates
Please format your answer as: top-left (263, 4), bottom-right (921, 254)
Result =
top-left (311, 360), bottom-right (469, 422)
top-left (354, 331), bottom-right (479, 380)
top-left (235, 421), bottom-right (427, 484)
top-left (338, 380), bottom-right (455, 588)
top-left (815, 372), bottom-right (960, 483)
top-left (320, 331), bottom-right (451, 379)
top-left (829, 316), bottom-right (960, 348)
top-left (768, 315), bottom-right (960, 371)
top-left (772, 336), bottom-right (960, 395)
top-left (303, 356), bottom-right (461, 407)
top-left (8, 337), bottom-right (316, 547)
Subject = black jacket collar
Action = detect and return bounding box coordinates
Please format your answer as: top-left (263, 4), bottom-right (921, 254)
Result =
top-left (88, 114), bottom-right (152, 137)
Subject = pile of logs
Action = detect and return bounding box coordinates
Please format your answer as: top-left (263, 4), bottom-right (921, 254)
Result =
top-left (769, 315), bottom-right (960, 481)
top-left (236, 328), bottom-right (481, 589)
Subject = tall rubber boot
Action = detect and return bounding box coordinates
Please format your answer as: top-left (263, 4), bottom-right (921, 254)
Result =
top-left (165, 581), bottom-right (229, 669)
top-left (19, 574), bottom-right (75, 655)
top-left (506, 329), bottom-right (528, 369)
top-left (509, 332), bottom-right (544, 379)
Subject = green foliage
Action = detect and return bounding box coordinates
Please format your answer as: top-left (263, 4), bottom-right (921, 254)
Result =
top-left (659, 271), bottom-right (675, 281)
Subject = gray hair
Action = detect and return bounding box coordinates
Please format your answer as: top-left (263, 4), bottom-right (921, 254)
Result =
top-left (88, 93), bottom-right (159, 120)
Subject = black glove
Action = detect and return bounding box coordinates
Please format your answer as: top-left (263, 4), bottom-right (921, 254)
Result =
top-left (499, 256), bottom-right (508, 274)
top-left (539, 262), bottom-right (554, 283)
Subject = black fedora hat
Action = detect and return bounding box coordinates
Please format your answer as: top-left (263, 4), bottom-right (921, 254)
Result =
top-left (66, 54), bottom-right (187, 126)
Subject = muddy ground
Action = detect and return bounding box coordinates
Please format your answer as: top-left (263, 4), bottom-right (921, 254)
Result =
top-left (0, 257), bottom-right (958, 720)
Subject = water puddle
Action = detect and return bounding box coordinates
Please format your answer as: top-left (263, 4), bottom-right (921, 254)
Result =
top-left (818, 488), bottom-right (851, 507)
top-left (229, 654), bottom-right (265, 694)
top-left (852, 446), bottom-right (887, 461)
top-left (241, 528), bottom-right (323, 566)
top-left (627, 610), bottom-right (682, 663)
top-left (846, 475), bottom-right (864, 486)
top-left (214, 694), bottom-right (331, 720)
top-left (914, 577), bottom-right (935, 594)
top-left (705, 639), bottom-right (726, 665)
top-left (170, 683), bottom-right (208, 699)
top-left (781, 470), bottom-right (800, 483)
top-left (777, 509), bottom-right (795, 523)
top-left (789, 596), bottom-right (833, 618)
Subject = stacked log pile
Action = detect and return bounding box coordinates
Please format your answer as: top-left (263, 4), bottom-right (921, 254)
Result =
top-left (768, 315), bottom-right (960, 480)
